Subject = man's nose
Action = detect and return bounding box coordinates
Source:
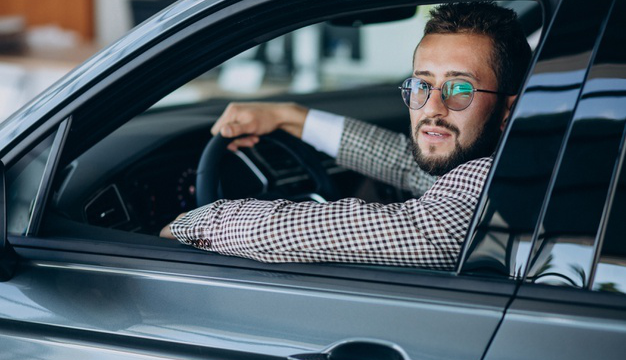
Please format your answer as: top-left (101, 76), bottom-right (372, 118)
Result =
top-left (422, 90), bottom-right (448, 118)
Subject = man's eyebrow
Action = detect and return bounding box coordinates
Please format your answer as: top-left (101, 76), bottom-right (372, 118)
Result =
top-left (413, 70), bottom-right (480, 81)
top-left (446, 71), bottom-right (479, 81)
top-left (413, 70), bottom-right (434, 77)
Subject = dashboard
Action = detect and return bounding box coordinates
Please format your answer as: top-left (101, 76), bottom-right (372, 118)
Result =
top-left (51, 107), bottom-right (352, 235)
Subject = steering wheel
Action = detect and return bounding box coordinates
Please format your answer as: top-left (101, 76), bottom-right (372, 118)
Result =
top-left (196, 130), bottom-right (339, 207)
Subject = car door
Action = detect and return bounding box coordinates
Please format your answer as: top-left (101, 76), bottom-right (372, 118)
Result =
top-left (0, 1), bottom-right (542, 360)
top-left (471, 0), bottom-right (626, 358)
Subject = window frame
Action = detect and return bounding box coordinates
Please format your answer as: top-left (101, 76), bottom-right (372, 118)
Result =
top-left (26, 118), bottom-right (72, 236)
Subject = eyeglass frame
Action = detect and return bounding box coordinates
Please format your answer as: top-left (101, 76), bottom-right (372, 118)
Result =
top-left (398, 77), bottom-right (512, 111)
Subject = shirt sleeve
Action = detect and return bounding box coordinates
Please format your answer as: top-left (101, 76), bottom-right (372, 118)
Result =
top-left (337, 118), bottom-right (437, 197)
top-left (301, 109), bottom-right (345, 157)
top-left (170, 157), bottom-right (492, 270)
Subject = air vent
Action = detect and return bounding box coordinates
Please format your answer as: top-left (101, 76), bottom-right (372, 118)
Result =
top-left (84, 185), bottom-right (130, 228)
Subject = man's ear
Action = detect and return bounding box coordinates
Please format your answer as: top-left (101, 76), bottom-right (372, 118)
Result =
top-left (500, 95), bottom-right (517, 131)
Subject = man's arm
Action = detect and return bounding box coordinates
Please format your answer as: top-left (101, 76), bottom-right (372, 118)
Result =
top-left (211, 103), bottom-right (435, 196)
top-left (164, 157), bottom-right (492, 270)
top-left (337, 118), bottom-right (436, 196)
top-left (301, 110), bottom-right (436, 196)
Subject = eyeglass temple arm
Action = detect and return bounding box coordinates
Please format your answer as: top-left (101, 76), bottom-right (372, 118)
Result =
top-left (475, 89), bottom-right (515, 96)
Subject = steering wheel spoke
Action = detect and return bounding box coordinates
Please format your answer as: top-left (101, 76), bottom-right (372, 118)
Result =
top-left (196, 130), bottom-right (339, 206)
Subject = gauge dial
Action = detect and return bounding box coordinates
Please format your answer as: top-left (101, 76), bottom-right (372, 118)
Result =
top-left (176, 167), bottom-right (197, 211)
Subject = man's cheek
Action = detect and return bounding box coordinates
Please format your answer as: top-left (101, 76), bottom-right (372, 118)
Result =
top-left (455, 126), bottom-right (476, 148)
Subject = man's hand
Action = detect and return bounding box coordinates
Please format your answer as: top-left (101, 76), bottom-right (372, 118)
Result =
top-left (160, 212), bottom-right (187, 239)
top-left (211, 102), bottom-right (308, 151)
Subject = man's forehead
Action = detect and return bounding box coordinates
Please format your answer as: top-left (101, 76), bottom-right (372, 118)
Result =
top-left (412, 33), bottom-right (496, 82)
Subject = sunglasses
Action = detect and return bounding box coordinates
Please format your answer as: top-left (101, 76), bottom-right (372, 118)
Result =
top-left (399, 78), bottom-right (508, 111)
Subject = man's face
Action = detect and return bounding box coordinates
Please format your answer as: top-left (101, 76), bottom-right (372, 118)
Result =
top-left (410, 33), bottom-right (508, 176)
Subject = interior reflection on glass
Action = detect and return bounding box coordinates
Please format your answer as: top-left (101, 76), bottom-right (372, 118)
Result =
top-left (594, 260), bottom-right (626, 294)
top-left (584, 9), bottom-right (626, 294)
top-left (462, 16), bottom-right (589, 278)
top-left (527, 239), bottom-right (595, 287)
top-left (593, 145), bottom-right (626, 294)
top-left (525, 111), bottom-right (622, 287)
top-left (525, 82), bottom-right (626, 287)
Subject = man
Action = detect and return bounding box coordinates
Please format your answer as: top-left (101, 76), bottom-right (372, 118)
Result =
top-left (160, 2), bottom-right (531, 270)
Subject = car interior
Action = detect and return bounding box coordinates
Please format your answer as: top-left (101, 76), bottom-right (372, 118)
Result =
top-left (7, 2), bottom-right (544, 266)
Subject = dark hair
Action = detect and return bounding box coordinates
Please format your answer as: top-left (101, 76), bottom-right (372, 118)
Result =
top-left (421, 2), bottom-right (532, 94)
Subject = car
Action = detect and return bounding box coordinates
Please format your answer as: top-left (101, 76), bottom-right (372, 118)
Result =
top-left (0, 0), bottom-right (624, 359)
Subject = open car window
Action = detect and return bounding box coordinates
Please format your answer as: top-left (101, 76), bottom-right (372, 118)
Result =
top-left (48, 8), bottom-right (436, 236)
top-left (26, 1), bottom-right (542, 277)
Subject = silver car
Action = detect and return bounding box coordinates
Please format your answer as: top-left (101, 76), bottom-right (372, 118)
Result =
top-left (0, 0), bottom-right (624, 359)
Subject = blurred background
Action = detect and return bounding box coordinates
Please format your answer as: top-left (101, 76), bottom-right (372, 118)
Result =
top-left (0, 0), bottom-right (433, 121)
top-left (0, 0), bottom-right (144, 121)
top-left (0, 1), bottom-right (538, 122)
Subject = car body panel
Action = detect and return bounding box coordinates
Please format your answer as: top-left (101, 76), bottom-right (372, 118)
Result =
top-left (0, 246), bottom-right (509, 360)
top-left (484, 286), bottom-right (626, 360)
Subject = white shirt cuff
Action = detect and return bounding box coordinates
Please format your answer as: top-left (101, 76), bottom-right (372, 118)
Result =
top-left (301, 109), bottom-right (345, 157)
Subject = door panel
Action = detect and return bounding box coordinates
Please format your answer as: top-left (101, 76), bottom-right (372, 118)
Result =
top-left (483, 290), bottom-right (626, 360)
top-left (0, 246), bottom-right (510, 360)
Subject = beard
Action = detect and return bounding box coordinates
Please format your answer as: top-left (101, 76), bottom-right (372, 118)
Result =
top-left (411, 105), bottom-right (504, 176)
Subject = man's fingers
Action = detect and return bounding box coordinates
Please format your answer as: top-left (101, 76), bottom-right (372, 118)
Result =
top-left (226, 136), bottom-right (260, 151)
top-left (211, 110), bottom-right (234, 136)
top-left (221, 121), bottom-right (259, 138)
top-left (211, 101), bottom-right (306, 138)
top-left (211, 103), bottom-right (259, 137)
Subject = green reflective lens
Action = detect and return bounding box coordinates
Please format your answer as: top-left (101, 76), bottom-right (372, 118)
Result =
top-left (442, 80), bottom-right (474, 110)
top-left (454, 81), bottom-right (473, 96)
top-left (446, 81), bottom-right (473, 98)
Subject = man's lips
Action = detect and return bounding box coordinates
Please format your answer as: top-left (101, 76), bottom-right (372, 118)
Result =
top-left (419, 126), bottom-right (454, 143)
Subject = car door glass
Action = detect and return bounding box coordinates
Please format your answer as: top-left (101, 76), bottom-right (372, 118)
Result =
top-left (6, 130), bottom-right (58, 235)
top-left (524, 3), bottom-right (626, 288)
top-left (593, 158), bottom-right (626, 294)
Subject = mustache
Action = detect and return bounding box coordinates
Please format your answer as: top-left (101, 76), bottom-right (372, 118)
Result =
top-left (415, 118), bottom-right (460, 137)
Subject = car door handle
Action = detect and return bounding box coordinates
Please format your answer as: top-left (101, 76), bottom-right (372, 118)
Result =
top-left (289, 338), bottom-right (410, 360)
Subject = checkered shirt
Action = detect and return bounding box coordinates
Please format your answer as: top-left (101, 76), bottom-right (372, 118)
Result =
top-left (170, 119), bottom-right (492, 270)
top-left (337, 119), bottom-right (436, 196)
